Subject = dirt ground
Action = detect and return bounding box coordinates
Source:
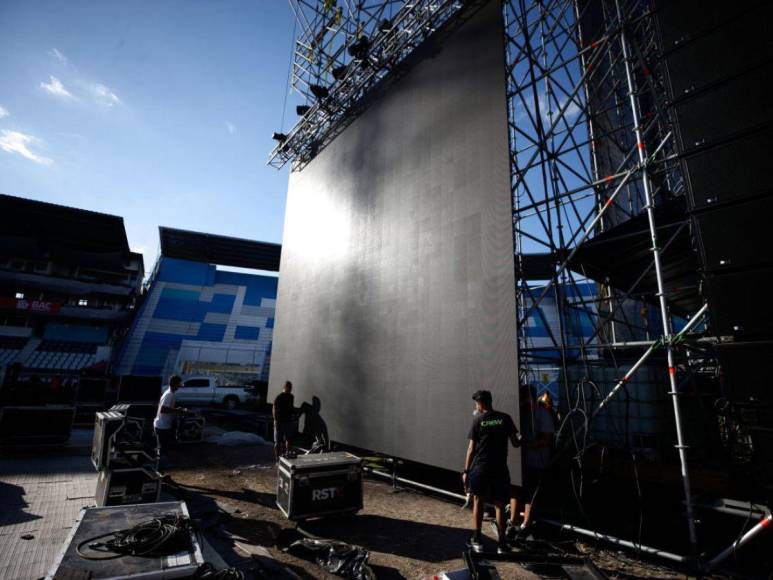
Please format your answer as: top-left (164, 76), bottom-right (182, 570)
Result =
top-left (163, 440), bottom-right (694, 580)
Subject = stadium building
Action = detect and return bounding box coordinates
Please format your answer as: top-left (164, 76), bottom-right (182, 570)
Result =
top-left (114, 227), bottom-right (280, 383)
top-left (0, 193), bottom-right (144, 379)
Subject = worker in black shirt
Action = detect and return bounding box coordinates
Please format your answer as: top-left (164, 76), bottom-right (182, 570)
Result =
top-left (462, 389), bottom-right (520, 553)
top-left (273, 380), bottom-right (295, 462)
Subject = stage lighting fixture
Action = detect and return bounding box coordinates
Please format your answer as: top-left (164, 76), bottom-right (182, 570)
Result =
top-left (378, 19), bottom-right (393, 32)
top-left (347, 35), bottom-right (370, 60)
top-left (296, 105), bottom-right (311, 115)
top-left (332, 65), bottom-right (348, 81)
top-left (272, 132), bottom-right (288, 142)
top-left (309, 84), bottom-right (330, 100)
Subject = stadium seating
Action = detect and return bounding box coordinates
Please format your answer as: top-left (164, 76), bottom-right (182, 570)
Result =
top-left (0, 336), bottom-right (27, 368)
top-left (24, 341), bottom-right (98, 371)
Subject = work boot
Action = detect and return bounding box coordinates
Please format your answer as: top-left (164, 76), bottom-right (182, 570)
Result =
top-left (497, 542), bottom-right (511, 555)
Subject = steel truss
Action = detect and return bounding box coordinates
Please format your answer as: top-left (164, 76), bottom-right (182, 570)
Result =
top-left (272, 0), bottom-right (769, 569)
top-left (268, 0), bottom-right (475, 169)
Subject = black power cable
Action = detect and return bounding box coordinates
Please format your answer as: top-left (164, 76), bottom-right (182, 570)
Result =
top-left (76, 515), bottom-right (190, 560)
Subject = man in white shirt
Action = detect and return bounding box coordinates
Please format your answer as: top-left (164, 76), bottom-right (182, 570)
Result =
top-left (154, 375), bottom-right (184, 469)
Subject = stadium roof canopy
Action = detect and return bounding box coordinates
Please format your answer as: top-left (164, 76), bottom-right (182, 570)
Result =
top-left (158, 226), bottom-right (281, 272)
top-left (0, 193), bottom-right (138, 268)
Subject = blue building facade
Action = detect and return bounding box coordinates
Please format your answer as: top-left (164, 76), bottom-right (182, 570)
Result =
top-left (114, 256), bottom-right (277, 380)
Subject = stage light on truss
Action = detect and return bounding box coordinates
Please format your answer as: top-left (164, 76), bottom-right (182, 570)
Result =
top-left (309, 84), bottom-right (330, 100)
top-left (378, 19), bottom-right (393, 33)
top-left (347, 35), bottom-right (370, 61)
top-left (272, 132), bottom-right (288, 142)
top-left (332, 65), bottom-right (348, 81)
top-left (296, 105), bottom-right (311, 116)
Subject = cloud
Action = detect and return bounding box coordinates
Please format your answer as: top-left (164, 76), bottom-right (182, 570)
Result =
top-left (0, 130), bottom-right (53, 165)
top-left (92, 83), bottom-right (121, 107)
top-left (51, 48), bottom-right (69, 66)
top-left (0, 105), bottom-right (8, 118)
top-left (514, 90), bottom-right (582, 128)
top-left (40, 75), bottom-right (73, 99)
top-left (226, 122), bottom-right (236, 135)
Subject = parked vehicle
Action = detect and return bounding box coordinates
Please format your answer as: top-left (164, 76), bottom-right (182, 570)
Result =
top-left (175, 376), bottom-right (256, 410)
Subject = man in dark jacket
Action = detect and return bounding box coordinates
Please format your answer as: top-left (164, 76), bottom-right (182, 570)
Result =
top-left (462, 389), bottom-right (521, 553)
top-left (273, 380), bottom-right (295, 461)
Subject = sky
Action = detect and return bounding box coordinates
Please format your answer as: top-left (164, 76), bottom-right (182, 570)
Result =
top-left (0, 0), bottom-right (304, 274)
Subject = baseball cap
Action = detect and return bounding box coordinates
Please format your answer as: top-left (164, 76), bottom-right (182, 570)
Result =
top-left (472, 390), bottom-right (492, 405)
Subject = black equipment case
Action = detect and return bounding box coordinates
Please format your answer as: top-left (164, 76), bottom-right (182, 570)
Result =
top-left (95, 467), bottom-right (161, 507)
top-left (176, 409), bottom-right (205, 443)
top-left (47, 501), bottom-right (203, 579)
top-left (277, 451), bottom-right (363, 520)
top-left (92, 411), bottom-right (157, 471)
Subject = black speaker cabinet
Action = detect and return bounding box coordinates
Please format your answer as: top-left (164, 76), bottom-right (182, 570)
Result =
top-left (659, 1), bottom-right (773, 95)
top-left (717, 342), bottom-right (773, 403)
top-left (704, 267), bottom-right (773, 338)
top-left (692, 196), bottom-right (773, 273)
top-left (76, 377), bottom-right (108, 404)
top-left (0, 405), bottom-right (75, 445)
top-left (117, 375), bottom-right (162, 403)
top-left (681, 125), bottom-right (773, 210)
top-left (95, 467), bottom-right (161, 507)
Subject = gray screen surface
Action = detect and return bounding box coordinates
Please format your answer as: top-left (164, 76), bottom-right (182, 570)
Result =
top-left (269, 1), bottom-right (520, 477)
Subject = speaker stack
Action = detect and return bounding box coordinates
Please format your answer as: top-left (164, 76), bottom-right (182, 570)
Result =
top-left (73, 376), bottom-right (108, 427)
top-left (658, 0), bottom-right (773, 488)
top-left (0, 405), bottom-right (75, 445)
top-left (658, 0), bottom-right (773, 396)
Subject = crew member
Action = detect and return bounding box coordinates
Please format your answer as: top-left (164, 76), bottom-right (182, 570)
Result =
top-left (273, 380), bottom-right (295, 461)
top-left (154, 375), bottom-right (185, 471)
top-left (462, 389), bottom-right (520, 554)
top-left (507, 385), bottom-right (555, 537)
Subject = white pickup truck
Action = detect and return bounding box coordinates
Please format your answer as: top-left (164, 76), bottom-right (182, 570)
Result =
top-left (174, 376), bottom-right (256, 410)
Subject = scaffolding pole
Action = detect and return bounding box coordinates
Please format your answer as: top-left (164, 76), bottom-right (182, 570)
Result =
top-left (614, 0), bottom-right (696, 551)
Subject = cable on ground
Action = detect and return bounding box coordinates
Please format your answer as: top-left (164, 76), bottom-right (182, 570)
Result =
top-left (76, 515), bottom-right (190, 560)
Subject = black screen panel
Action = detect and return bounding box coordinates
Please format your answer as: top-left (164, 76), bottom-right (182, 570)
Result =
top-left (269, 1), bottom-right (519, 475)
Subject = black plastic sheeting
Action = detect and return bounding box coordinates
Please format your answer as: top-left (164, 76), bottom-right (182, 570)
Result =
top-left (287, 537), bottom-right (375, 580)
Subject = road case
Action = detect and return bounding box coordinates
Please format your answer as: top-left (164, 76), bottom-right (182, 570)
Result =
top-left (95, 467), bottom-right (161, 507)
top-left (175, 410), bottom-right (205, 443)
top-left (277, 451), bottom-right (363, 520)
top-left (92, 411), bottom-right (157, 471)
top-left (47, 501), bottom-right (203, 579)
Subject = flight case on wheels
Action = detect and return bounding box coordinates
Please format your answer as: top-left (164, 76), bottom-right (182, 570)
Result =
top-left (277, 451), bottom-right (363, 520)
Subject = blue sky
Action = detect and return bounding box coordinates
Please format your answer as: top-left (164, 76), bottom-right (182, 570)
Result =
top-left (0, 0), bottom-right (303, 273)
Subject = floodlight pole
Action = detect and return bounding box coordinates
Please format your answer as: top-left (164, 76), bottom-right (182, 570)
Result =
top-left (614, 0), bottom-right (698, 554)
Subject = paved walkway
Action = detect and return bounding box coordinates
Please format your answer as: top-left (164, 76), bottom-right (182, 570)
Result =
top-left (0, 435), bottom-right (96, 580)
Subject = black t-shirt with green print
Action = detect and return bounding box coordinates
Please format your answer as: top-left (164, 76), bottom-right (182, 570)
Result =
top-left (468, 410), bottom-right (517, 470)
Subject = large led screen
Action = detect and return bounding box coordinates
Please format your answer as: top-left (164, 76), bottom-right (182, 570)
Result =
top-left (269, 0), bottom-right (520, 477)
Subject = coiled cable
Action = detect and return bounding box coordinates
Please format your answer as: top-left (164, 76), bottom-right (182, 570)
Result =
top-left (76, 515), bottom-right (190, 560)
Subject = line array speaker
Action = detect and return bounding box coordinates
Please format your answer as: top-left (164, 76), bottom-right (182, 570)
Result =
top-left (657, 0), bottom-right (773, 405)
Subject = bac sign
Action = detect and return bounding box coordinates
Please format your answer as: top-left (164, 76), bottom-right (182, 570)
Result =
top-left (0, 297), bottom-right (60, 314)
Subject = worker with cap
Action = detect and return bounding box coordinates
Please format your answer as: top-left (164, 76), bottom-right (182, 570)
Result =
top-left (462, 389), bottom-right (521, 553)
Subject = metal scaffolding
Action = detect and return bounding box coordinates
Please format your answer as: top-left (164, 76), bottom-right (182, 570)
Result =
top-left (269, 0), bottom-right (473, 169)
top-left (503, 0), bottom-right (709, 556)
top-left (271, 0), bottom-right (769, 570)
